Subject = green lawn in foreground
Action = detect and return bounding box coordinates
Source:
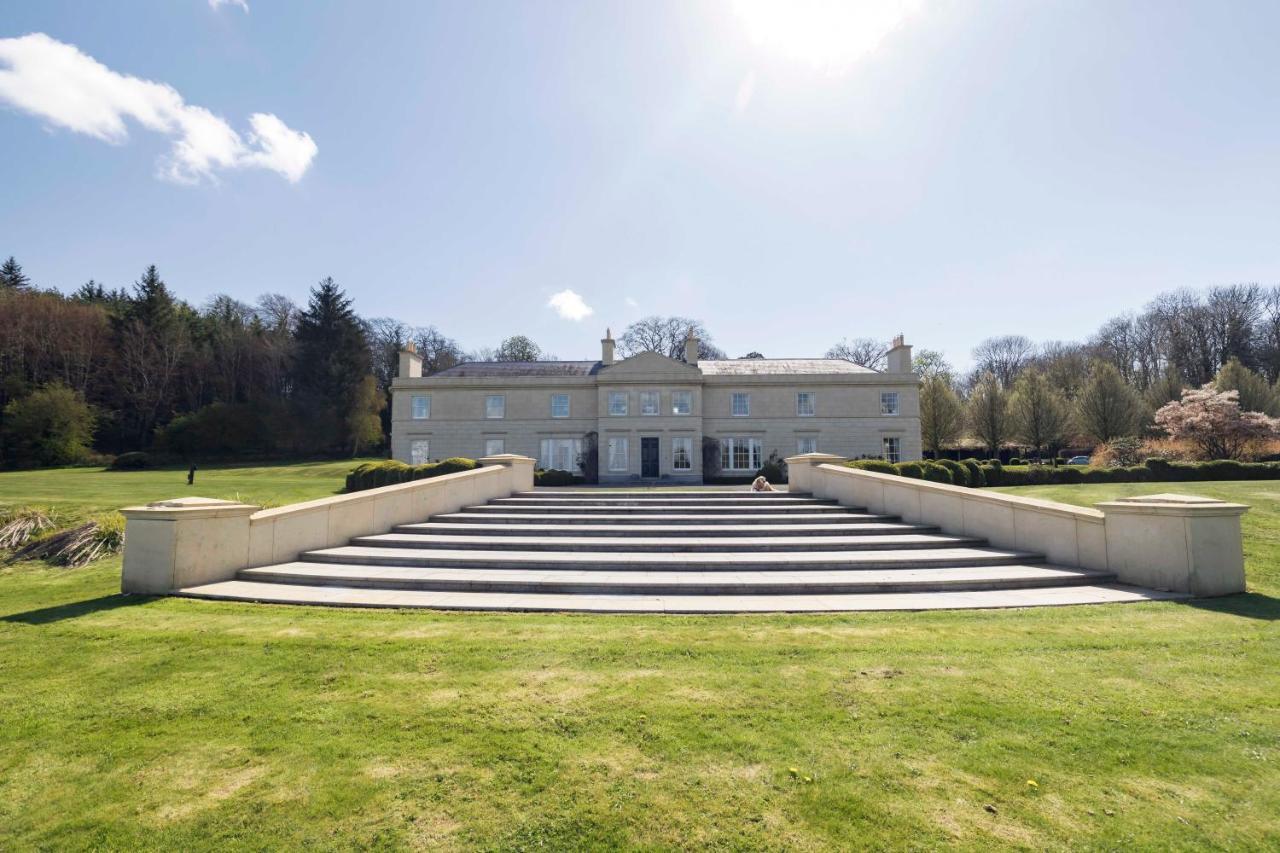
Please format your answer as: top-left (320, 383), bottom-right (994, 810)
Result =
top-left (0, 468), bottom-right (1277, 849)
top-left (0, 458), bottom-right (379, 519)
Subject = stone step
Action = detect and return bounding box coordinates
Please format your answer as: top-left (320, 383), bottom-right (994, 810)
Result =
top-left (432, 511), bottom-right (894, 526)
top-left (297, 545), bottom-right (1044, 572)
top-left (394, 521), bottom-right (937, 538)
top-left (177, 580), bottom-right (1189, 613)
top-left (461, 503), bottom-right (859, 516)
top-left (514, 490), bottom-right (807, 498)
top-left (239, 562), bottom-right (1115, 595)
top-left (351, 532), bottom-right (983, 553)
top-left (490, 496), bottom-right (834, 507)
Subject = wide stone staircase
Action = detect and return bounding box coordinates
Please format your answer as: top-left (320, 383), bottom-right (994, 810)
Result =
top-left (178, 490), bottom-right (1184, 612)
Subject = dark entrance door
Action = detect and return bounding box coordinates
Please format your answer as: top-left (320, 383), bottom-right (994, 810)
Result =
top-left (641, 437), bottom-right (660, 478)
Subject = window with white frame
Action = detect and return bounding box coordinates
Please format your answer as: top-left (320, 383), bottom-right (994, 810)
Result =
top-left (484, 438), bottom-right (504, 456)
top-left (485, 395), bottom-right (505, 419)
top-left (719, 437), bottom-right (762, 471)
top-left (731, 393), bottom-right (750, 417)
top-left (880, 391), bottom-right (900, 416)
top-left (672, 436), bottom-right (692, 471)
top-left (797, 436), bottom-right (817, 454)
top-left (539, 438), bottom-right (583, 472)
top-left (883, 436), bottom-right (901, 463)
top-left (550, 393), bottom-right (570, 418)
top-left (607, 437), bottom-right (629, 471)
top-left (640, 391), bottom-right (660, 415)
top-left (411, 395), bottom-right (431, 420)
top-left (672, 390), bottom-right (692, 415)
top-left (608, 391), bottom-right (628, 416)
top-left (410, 439), bottom-right (430, 465)
top-left (796, 392), bottom-right (815, 417)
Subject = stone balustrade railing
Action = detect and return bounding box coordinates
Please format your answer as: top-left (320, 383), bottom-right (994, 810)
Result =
top-left (120, 454), bottom-right (535, 594)
top-left (786, 454), bottom-right (1248, 596)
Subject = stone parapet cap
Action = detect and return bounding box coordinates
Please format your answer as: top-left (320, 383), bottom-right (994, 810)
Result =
top-left (785, 453), bottom-right (848, 466)
top-left (1097, 494), bottom-right (1250, 517)
top-left (478, 454), bottom-right (536, 466)
top-left (120, 497), bottom-right (260, 521)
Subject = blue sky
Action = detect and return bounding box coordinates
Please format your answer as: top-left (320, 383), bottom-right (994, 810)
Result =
top-left (3, 1), bottom-right (1279, 368)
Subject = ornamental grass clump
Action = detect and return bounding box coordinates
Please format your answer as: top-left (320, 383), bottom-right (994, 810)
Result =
top-left (0, 507), bottom-right (57, 550)
top-left (7, 513), bottom-right (125, 567)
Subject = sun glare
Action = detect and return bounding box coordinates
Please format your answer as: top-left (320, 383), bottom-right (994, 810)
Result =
top-left (733, 0), bottom-right (920, 74)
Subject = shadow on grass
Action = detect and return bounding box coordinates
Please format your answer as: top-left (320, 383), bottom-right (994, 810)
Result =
top-left (2, 593), bottom-right (154, 625)
top-left (1183, 592), bottom-right (1280, 621)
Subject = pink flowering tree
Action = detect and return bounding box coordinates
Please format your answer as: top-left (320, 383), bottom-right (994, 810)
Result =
top-left (1154, 385), bottom-right (1280, 460)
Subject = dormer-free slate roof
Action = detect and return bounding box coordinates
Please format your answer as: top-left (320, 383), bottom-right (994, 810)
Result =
top-left (430, 361), bottom-right (602, 378)
top-left (697, 359), bottom-right (876, 375)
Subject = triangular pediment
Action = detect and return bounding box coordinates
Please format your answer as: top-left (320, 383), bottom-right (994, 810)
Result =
top-left (599, 351), bottom-right (700, 379)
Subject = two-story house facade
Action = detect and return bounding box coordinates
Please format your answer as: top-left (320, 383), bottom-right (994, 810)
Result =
top-left (390, 331), bottom-right (922, 483)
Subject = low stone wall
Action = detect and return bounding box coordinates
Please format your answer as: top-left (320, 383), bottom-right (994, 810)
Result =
top-left (120, 454), bottom-right (535, 594)
top-left (787, 454), bottom-right (1249, 596)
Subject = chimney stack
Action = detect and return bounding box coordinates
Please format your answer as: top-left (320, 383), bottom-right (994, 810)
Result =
top-left (398, 340), bottom-right (423, 378)
top-left (601, 328), bottom-right (615, 365)
top-left (684, 330), bottom-right (699, 366)
top-left (886, 334), bottom-right (912, 373)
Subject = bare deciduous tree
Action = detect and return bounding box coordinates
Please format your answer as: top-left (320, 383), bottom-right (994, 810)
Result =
top-left (619, 316), bottom-right (724, 361)
top-left (825, 337), bottom-right (889, 370)
top-left (971, 335), bottom-right (1034, 388)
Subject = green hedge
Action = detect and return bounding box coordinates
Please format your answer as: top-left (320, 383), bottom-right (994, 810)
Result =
top-left (535, 468), bottom-right (585, 487)
top-left (345, 457), bottom-right (480, 492)
top-left (846, 457), bottom-right (1280, 488)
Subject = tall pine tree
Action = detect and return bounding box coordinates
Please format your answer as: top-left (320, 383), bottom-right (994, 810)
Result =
top-left (292, 277), bottom-right (380, 454)
top-left (1, 256), bottom-right (31, 290)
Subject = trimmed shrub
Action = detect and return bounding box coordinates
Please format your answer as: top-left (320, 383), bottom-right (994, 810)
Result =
top-left (920, 462), bottom-right (953, 484)
top-left (756, 454), bottom-right (787, 485)
top-left (846, 459), bottom-right (897, 475)
top-left (961, 458), bottom-right (986, 487)
top-left (109, 451), bottom-right (151, 470)
top-left (1008, 457), bottom-right (1024, 466)
top-left (894, 462), bottom-right (924, 479)
top-left (936, 458), bottom-right (970, 487)
top-left (345, 457), bottom-right (480, 492)
top-left (1054, 466), bottom-right (1084, 484)
top-left (535, 468), bottom-right (583, 487)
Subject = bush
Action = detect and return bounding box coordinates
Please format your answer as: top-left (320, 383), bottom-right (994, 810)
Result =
top-left (935, 458), bottom-right (969, 487)
top-left (1054, 466), bottom-right (1084, 484)
top-left (756, 452), bottom-right (788, 485)
top-left (920, 462), bottom-right (953, 484)
top-left (894, 462), bottom-right (924, 479)
top-left (1093, 436), bottom-right (1146, 468)
top-left (846, 459), bottom-right (897, 475)
top-left (980, 463), bottom-right (1002, 486)
top-left (961, 458), bottom-right (986, 487)
top-left (345, 457), bottom-right (480, 492)
top-left (535, 468), bottom-right (584, 487)
top-left (1008, 456), bottom-right (1024, 466)
top-left (1, 384), bottom-right (97, 468)
top-left (109, 451), bottom-right (152, 470)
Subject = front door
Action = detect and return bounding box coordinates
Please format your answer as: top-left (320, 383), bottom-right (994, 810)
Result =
top-left (641, 437), bottom-right (660, 478)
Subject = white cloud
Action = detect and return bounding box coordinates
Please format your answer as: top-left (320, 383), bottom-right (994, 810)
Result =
top-left (0, 33), bottom-right (315, 184)
top-left (210, 0), bottom-right (249, 12)
top-left (548, 289), bottom-right (594, 322)
top-left (624, 296), bottom-right (639, 308)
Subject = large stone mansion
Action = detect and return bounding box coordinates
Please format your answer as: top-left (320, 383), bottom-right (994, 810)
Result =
top-left (390, 330), bottom-right (922, 483)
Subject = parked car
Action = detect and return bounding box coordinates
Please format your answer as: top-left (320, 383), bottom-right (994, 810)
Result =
top-left (1066, 455), bottom-right (1090, 465)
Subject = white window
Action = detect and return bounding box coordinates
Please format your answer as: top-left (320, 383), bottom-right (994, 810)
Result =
top-left (640, 391), bottom-right (660, 416)
top-left (672, 390), bottom-right (692, 415)
top-left (539, 438), bottom-right (583, 471)
top-left (797, 392), bottom-right (814, 417)
top-left (484, 438), bottom-right (505, 456)
top-left (607, 437), bottom-right (629, 472)
top-left (719, 438), bottom-right (763, 471)
top-left (672, 436), bottom-right (693, 471)
top-left (411, 395), bottom-right (430, 420)
top-left (485, 395), bottom-right (505, 419)
top-left (883, 436), bottom-right (901, 463)
top-left (797, 437), bottom-right (817, 454)
top-left (731, 393), bottom-right (750, 417)
top-left (880, 392), bottom-right (900, 416)
top-left (410, 439), bottom-right (430, 465)
top-left (550, 393), bottom-right (570, 418)
top-left (608, 391), bottom-right (628, 416)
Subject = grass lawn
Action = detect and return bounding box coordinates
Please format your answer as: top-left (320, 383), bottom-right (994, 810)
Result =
top-left (1, 467), bottom-right (1277, 849)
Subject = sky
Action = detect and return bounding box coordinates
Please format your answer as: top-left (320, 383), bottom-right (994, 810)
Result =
top-left (2, 1), bottom-right (1279, 369)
